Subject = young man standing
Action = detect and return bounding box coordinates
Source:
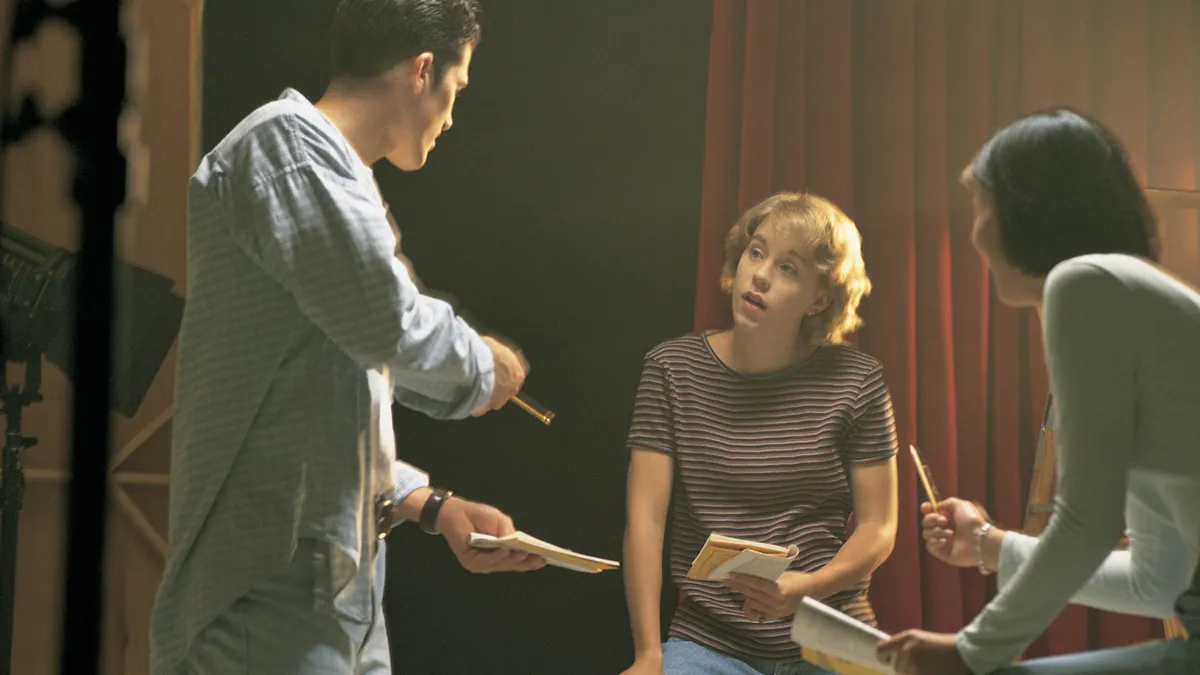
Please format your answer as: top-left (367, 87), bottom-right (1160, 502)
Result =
top-left (149, 2), bottom-right (542, 673)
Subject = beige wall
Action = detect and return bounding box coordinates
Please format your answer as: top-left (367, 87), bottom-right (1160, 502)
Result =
top-left (2, 1), bottom-right (200, 673)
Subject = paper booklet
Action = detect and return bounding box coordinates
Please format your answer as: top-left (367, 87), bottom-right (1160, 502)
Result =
top-left (466, 531), bottom-right (620, 574)
top-left (791, 597), bottom-right (896, 675)
top-left (685, 533), bottom-right (800, 582)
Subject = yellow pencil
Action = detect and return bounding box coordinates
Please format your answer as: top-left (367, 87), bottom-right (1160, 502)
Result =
top-left (908, 444), bottom-right (941, 505)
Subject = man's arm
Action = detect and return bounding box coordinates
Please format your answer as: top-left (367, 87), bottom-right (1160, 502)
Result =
top-left (391, 460), bottom-right (431, 508)
top-left (231, 161), bottom-right (494, 418)
top-left (389, 484), bottom-right (545, 574)
top-left (383, 203), bottom-right (528, 419)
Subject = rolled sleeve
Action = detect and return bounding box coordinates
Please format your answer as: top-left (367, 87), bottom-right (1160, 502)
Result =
top-left (225, 123), bottom-right (492, 417)
top-left (391, 460), bottom-right (430, 504)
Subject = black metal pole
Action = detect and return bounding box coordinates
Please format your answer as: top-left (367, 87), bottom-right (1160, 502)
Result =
top-left (0, 357), bottom-right (39, 675)
top-left (57, 0), bottom-right (125, 672)
top-left (0, 402), bottom-right (15, 675)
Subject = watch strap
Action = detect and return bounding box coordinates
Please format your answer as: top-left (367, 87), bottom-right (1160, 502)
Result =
top-left (419, 488), bottom-right (453, 535)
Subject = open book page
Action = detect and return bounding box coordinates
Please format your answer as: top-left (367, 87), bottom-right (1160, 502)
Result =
top-left (791, 597), bottom-right (895, 675)
top-left (466, 532), bottom-right (620, 573)
top-left (687, 533), bottom-right (797, 581)
top-left (707, 548), bottom-right (798, 581)
top-left (707, 533), bottom-right (792, 554)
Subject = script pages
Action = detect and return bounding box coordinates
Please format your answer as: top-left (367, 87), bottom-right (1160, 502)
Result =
top-left (791, 597), bottom-right (897, 675)
top-left (466, 532), bottom-right (620, 574)
top-left (686, 533), bottom-right (799, 581)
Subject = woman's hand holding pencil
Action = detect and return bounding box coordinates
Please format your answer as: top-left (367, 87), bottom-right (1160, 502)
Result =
top-left (909, 444), bottom-right (997, 570)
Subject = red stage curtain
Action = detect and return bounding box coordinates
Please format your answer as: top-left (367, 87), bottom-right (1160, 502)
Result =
top-left (695, 0), bottom-right (1200, 658)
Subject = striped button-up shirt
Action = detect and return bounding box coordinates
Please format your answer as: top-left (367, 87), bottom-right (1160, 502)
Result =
top-left (149, 88), bottom-right (495, 673)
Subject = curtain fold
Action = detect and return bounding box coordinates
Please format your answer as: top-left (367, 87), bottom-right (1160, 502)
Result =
top-left (696, 0), bottom-right (1200, 657)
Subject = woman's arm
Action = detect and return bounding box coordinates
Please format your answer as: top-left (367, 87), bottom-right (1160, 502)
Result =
top-left (925, 494), bottom-right (1193, 619)
top-left (811, 458), bottom-right (898, 598)
top-left (621, 354), bottom-right (679, 672)
top-left (995, 504), bottom-right (1195, 619)
top-left (813, 362), bottom-right (899, 598)
top-left (623, 450), bottom-right (674, 664)
top-left (956, 260), bottom-right (1139, 674)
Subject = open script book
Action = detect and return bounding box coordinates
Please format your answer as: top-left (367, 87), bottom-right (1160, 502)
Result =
top-left (792, 597), bottom-right (896, 675)
top-left (466, 532), bottom-right (620, 574)
top-left (686, 533), bottom-right (799, 581)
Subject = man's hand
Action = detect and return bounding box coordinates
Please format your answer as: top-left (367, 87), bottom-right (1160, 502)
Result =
top-left (876, 630), bottom-right (970, 675)
top-left (724, 571), bottom-right (817, 622)
top-left (436, 496), bottom-right (545, 574)
top-left (473, 336), bottom-right (529, 416)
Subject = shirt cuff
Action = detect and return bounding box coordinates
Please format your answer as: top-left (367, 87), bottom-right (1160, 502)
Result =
top-left (391, 460), bottom-right (430, 508)
top-left (955, 629), bottom-right (1005, 675)
top-left (465, 332), bottom-right (496, 414)
top-left (956, 612), bottom-right (1025, 675)
top-left (996, 530), bottom-right (1026, 591)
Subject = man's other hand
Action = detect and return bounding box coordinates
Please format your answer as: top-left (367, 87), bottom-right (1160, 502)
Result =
top-left (437, 496), bottom-right (546, 574)
top-left (473, 336), bottom-right (529, 416)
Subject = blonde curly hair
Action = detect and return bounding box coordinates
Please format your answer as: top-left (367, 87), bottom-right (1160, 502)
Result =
top-left (719, 192), bottom-right (871, 345)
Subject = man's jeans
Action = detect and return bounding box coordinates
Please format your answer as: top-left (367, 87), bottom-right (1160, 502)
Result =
top-left (183, 537), bottom-right (390, 675)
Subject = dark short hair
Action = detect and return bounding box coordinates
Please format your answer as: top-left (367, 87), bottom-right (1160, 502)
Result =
top-left (330, 0), bottom-right (482, 83)
top-left (969, 108), bottom-right (1159, 276)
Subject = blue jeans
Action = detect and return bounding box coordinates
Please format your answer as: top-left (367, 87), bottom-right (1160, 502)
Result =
top-left (183, 537), bottom-right (391, 674)
top-left (663, 638), bottom-right (833, 675)
top-left (992, 567), bottom-right (1200, 674)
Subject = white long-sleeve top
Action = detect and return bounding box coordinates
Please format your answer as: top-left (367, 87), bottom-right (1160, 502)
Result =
top-left (998, 489), bottom-right (1196, 618)
top-left (956, 254), bottom-right (1200, 673)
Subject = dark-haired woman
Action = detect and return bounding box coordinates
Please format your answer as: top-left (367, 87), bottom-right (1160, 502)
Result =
top-left (877, 108), bottom-right (1200, 674)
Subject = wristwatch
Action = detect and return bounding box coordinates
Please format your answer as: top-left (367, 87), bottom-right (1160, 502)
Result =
top-left (419, 487), bottom-right (454, 535)
top-left (974, 522), bottom-right (994, 576)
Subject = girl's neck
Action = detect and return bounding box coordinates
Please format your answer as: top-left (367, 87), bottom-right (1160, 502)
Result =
top-left (714, 325), bottom-right (818, 375)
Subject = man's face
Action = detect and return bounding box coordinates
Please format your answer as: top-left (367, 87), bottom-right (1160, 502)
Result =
top-left (385, 44), bottom-right (473, 171)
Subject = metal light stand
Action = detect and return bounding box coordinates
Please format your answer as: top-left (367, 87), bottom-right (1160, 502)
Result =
top-left (0, 354), bottom-right (41, 675)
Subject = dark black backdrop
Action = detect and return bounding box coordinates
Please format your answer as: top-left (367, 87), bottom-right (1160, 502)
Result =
top-left (203, 1), bottom-right (712, 672)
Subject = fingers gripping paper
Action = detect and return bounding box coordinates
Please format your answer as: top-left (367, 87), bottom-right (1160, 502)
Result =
top-left (791, 597), bottom-right (896, 675)
top-left (466, 532), bottom-right (620, 574)
top-left (686, 533), bottom-right (799, 581)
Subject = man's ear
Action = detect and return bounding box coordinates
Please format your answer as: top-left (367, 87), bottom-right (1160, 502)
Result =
top-left (410, 52), bottom-right (435, 89)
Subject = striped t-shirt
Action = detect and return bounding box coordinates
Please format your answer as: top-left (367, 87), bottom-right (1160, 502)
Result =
top-left (626, 332), bottom-right (898, 662)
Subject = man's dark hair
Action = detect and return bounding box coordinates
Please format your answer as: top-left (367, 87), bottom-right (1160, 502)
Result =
top-left (330, 0), bottom-right (482, 83)
top-left (971, 108), bottom-right (1160, 276)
